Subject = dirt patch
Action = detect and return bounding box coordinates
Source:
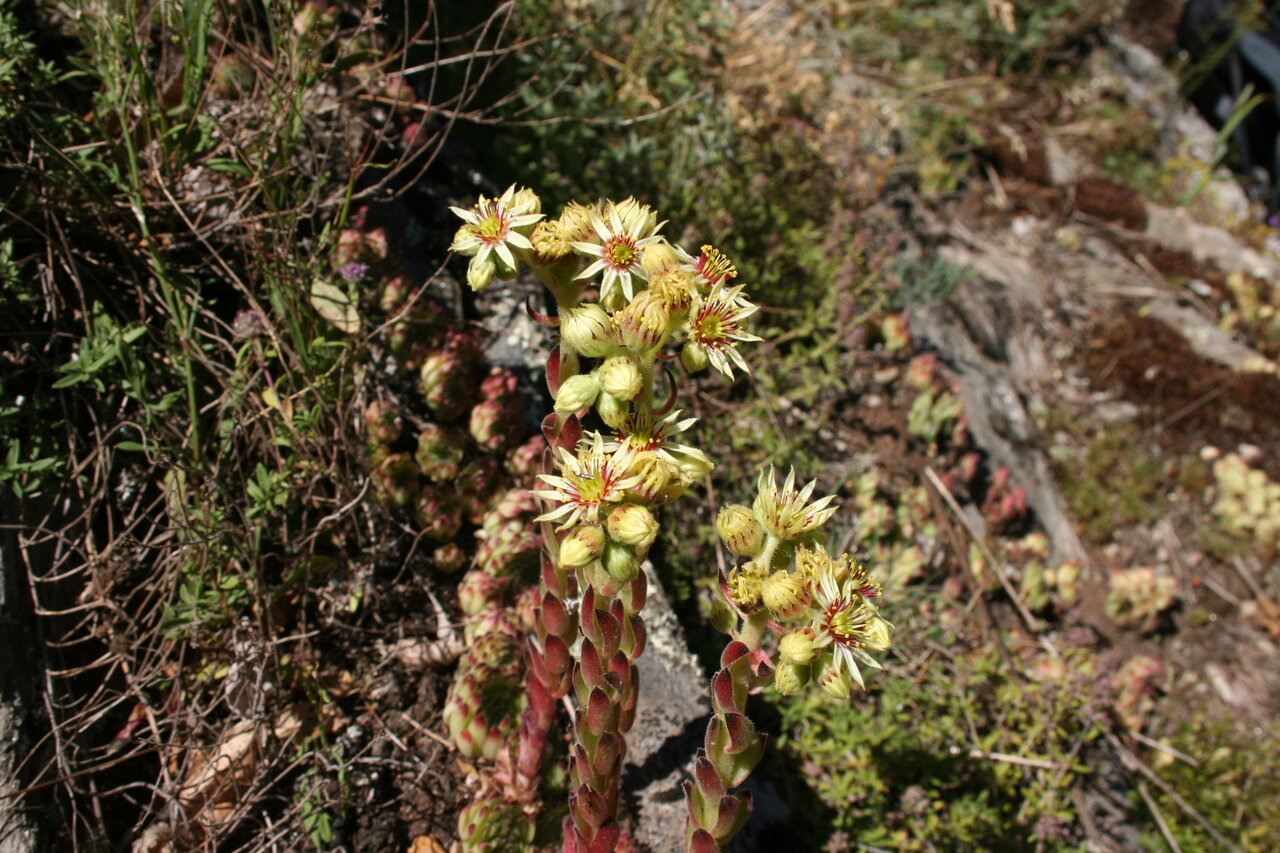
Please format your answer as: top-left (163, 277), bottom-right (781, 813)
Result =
top-left (1084, 312), bottom-right (1280, 479)
top-left (1120, 0), bottom-right (1185, 57)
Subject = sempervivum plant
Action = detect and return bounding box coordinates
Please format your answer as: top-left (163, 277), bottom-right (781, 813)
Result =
top-left (477, 489), bottom-right (542, 580)
top-left (684, 470), bottom-right (892, 852)
top-left (447, 188), bottom-right (768, 851)
top-left (443, 186), bottom-right (889, 853)
top-left (443, 609), bottom-right (527, 761)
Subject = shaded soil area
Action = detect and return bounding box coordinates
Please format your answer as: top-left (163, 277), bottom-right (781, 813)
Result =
top-left (1084, 313), bottom-right (1280, 480)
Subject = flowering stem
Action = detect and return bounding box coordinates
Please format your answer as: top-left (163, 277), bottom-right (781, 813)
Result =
top-left (448, 189), bottom-right (768, 851)
top-left (736, 609), bottom-right (769, 651)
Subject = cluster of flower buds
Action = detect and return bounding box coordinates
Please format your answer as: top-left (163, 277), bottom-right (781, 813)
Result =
top-left (447, 187), bottom-right (764, 851)
top-left (715, 467), bottom-right (893, 699)
top-left (685, 468), bottom-right (893, 851)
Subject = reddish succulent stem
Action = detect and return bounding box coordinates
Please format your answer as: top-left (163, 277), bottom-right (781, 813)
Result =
top-left (513, 398), bottom-right (582, 800)
top-left (683, 641), bottom-right (770, 852)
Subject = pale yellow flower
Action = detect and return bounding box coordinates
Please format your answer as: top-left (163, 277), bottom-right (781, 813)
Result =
top-left (571, 199), bottom-right (664, 304)
top-left (810, 564), bottom-right (893, 690)
top-left (533, 432), bottom-right (642, 530)
top-left (753, 467), bottom-right (838, 540)
top-left (687, 283), bottom-right (761, 378)
top-left (449, 185), bottom-right (543, 273)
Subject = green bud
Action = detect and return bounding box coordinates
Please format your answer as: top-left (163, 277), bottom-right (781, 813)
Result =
top-left (762, 570), bottom-right (809, 620)
top-left (508, 186), bottom-right (542, 218)
top-left (715, 504), bottom-right (764, 557)
top-left (597, 390), bottom-right (630, 429)
top-left (560, 525), bottom-right (605, 568)
top-left (602, 538), bottom-right (639, 581)
top-left (862, 611), bottom-right (894, 652)
top-left (606, 503), bottom-right (659, 550)
top-left (467, 254), bottom-right (496, 291)
top-left (616, 290), bottom-right (670, 352)
top-left (559, 303), bottom-right (616, 357)
top-left (639, 240), bottom-right (681, 276)
top-left (681, 340), bottom-right (709, 373)
top-left (554, 374), bottom-right (601, 414)
top-left (778, 627), bottom-right (817, 666)
top-left (774, 662), bottom-right (809, 695)
top-left (597, 355), bottom-right (644, 401)
top-left (818, 661), bottom-right (853, 701)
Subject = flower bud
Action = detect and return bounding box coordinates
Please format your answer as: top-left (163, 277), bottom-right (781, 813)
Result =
top-left (773, 662), bottom-right (808, 695)
top-left (607, 503), bottom-right (659, 550)
top-left (668, 445), bottom-right (714, 483)
top-left (640, 241), bottom-right (681, 276)
top-left (818, 661), bottom-right (853, 701)
top-left (494, 252), bottom-right (518, 281)
top-left (778, 627), bottom-right (818, 666)
top-left (450, 224), bottom-right (475, 256)
top-left (602, 538), bottom-right (639, 581)
top-left (554, 373), bottom-right (600, 414)
top-left (616, 290), bottom-right (670, 352)
top-left (716, 504), bottom-right (764, 557)
top-left (681, 340), bottom-right (709, 373)
top-left (508, 186), bottom-right (542, 218)
top-left (597, 356), bottom-right (643, 401)
top-left (554, 201), bottom-right (596, 244)
top-left (762, 570), bottom-right (810, 620)
top-left (467, 254), bottom-right (496, 291)
top-left (596, 390), bottom-right (630, 429)
top-left (609, 197), bottom-right (658, 236)
top-left (861, 611), bottom-right (894, 652)
top-left (559, 304), bottom-right (616, 357)
top-left (559, 525), bottom-right (605, 568)
top-left (532, 220), bottom-right (572, 263)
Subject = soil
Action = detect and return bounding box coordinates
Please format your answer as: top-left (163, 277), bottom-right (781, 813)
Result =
top-left (1085, 313), bottom-right (1280, 480)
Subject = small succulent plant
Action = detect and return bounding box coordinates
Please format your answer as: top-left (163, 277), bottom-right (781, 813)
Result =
top-left (1106, 566), bottom-right (1178, 633)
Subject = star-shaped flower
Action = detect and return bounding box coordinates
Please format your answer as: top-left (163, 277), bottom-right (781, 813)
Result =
top-left (687, 283), bottom-right (761, 378)
top-left (753, 466), bottom-right (838, 541)
top-left (532, 432), bottom-right (643, 530)
top-left (571, 199), bottom-right (665, 304)
top-left (449, 185), bottom-right (543, 272)
top-left (810, 561), bottom-right (893, 689)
